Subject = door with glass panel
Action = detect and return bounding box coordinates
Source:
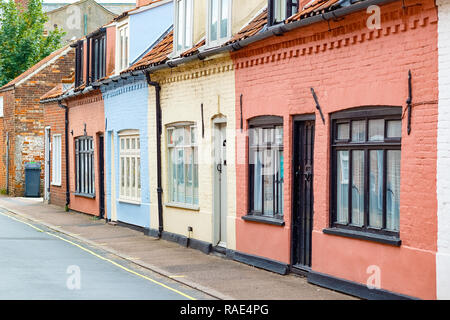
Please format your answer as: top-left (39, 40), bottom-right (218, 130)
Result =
top-left (292, 120), bottom-right (315, 270)
top-left (213, 121), bottom-right (227, 248)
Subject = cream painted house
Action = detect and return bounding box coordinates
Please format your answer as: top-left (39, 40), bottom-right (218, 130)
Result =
top-left (147, 0), bottom-right (266, 254)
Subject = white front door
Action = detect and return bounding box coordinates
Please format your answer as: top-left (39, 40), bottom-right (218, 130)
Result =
top-left (213, 121), bottom-right (227, 248)
top-left (44, 127), bottom-right (51, 201)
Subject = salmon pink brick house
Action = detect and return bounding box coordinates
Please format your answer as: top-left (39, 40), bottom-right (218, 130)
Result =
top-left (231, 0), bottom-right (439, 299)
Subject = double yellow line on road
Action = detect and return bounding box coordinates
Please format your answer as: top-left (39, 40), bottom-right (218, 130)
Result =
top-left (0, 211), bottom-right (196, 300)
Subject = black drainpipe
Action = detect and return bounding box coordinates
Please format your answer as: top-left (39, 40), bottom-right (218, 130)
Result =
top-left (145, 71), bottom-right (163, 238)
top-left (58, 100), bottom-right (70, 211)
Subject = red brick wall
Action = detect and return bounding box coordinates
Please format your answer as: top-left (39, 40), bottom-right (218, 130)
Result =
top-left (43, 101), bottom-right (67, 207)
top-left (0, 89), bottom-right (15, 193)
top-left (67, 90), bottom-right (105, 216)
top-left (232, 0), bottom-right (438, 299)
top-left (0, 48), bottom-right (74, 197)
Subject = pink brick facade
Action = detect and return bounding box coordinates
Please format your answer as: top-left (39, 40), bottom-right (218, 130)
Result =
top-left (232, 0), bottom-right (438, 299)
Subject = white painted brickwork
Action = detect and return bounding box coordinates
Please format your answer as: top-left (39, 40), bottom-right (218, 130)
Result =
top-left (437, 0), bottom-right (450, 300)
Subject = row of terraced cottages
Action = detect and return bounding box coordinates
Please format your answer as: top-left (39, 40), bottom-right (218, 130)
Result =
top-left (5, 0), bottom-right (445, 299)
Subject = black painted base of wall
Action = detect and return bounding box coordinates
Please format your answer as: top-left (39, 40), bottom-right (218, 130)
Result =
top-left (233, 252), bottom-right (289, 275)
top-left (147, 228), bottom-right (212, 254)
top-left (307, 271), bottom-right (419, 300)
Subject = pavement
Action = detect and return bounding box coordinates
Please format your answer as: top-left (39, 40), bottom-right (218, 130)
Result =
top-left (0, 196), bottom-right (355, 300)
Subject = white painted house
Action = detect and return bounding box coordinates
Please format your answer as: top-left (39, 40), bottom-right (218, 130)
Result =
top-left (437, 0), bottom-right (450, 300)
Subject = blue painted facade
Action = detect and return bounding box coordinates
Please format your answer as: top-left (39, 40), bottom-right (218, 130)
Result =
top-left (128, 1), bottom-right (174, 64)
top-left (102, 76), bottom-right (150, 227)
top-left (101, 1), bottom-right (173, 228)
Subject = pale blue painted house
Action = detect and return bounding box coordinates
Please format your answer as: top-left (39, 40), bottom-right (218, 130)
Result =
top-left (101, 0), bottom-right (173, 228)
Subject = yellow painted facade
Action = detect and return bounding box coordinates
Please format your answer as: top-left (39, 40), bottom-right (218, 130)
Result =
top-left (147, 0), bottom-right (266, 250)
top-left (148, 55), bottom-right (237, 249)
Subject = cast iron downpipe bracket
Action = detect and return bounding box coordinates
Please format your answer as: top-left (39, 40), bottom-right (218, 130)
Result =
top-left (407, 70), bottom-right (412, 135)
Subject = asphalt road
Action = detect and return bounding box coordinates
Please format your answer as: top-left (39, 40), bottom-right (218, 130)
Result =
top-left (0, 210), bottom-right (212, 300)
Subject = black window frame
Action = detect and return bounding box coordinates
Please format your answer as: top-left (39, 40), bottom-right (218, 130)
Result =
top-left (74, 40), bottom-right (84, 88)
top-left (268, 0), bottom-right (299, 26)
top-left (329, 106), bottom-right (402, 238)
top-left (247, 116), bottom-right (284, 223)
top-left (75, 136), bottom-right (95, 198)
top-left (87, 29), bottom-right (106, 84)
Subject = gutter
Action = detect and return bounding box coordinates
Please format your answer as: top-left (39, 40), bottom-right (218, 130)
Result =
top-left (145, 71), bottom-right (164, 238)
top-left (131, 0), bottom-right (398, 74)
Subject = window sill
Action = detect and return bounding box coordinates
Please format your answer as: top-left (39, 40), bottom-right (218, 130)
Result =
top-left (51, 183), bottom-right (62, 187)
top-left (165, 202), bottom-right (200, 211)
top-left (322, 228), bottom-right (401, 246)
top-left (242, 214), bottom-right (285, 226)
top-left (74, 192), bottom-right (96, 199)
top-left (118, 199), bottom-right (141, 206)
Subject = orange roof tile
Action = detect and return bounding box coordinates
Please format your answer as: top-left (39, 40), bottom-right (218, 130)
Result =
top-left (126, 30), bottom-right (173, 72)
top-left (180, 39), bottom-right (206, 57)
top-left (114, 0), bottom-right (165, 21)
top-left (227, 8), bottom-right (268, 44)
top-left (40, 84), bottom-right (65, 101)
top-left (229, 0), bottom-right (363, 44)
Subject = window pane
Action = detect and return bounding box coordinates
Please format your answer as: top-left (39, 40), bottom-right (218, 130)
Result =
top-left (387, 150), bottom-right (401, 231)
top-left (369, 150), bottom-right (383, 228)
top-left (277, 149), bottom-right (284, 215)
top-left (137, 158), bottom-right (141, 194)
top-left (351, 120), bottom-right (365, 142)
top-left (336, 151), bottom-right (349, 224)
top-left (177, 148), bottom-right (185, 202)
top-left (126, 157), bottom-right (130, 197)
top-left (337, 123), bottom-right (349, 140)
top-left (220, 0), bottom-right (229, 38)
top-left (369, 119), bottom-right (384, 141)
top-left (210, 0), bottom-right (218, 42)
top-left (131, 157), bottom-right (136, 198)
top-left (193, 147), bottom-right (198, 205)
top-left (170, 148), bottom-right (176, 201)
top-left (177, 0), bottom-right (184, 50)
top-left (351, 150), bottom-right (364, 226)
top-left (275, 126), bottom-right (283, 145)
top-left (253, 149), bottom-right (262, 212)
top-left (120, 158), bottom-right (124, 195)
top-left (185, 147), bottom-right (193, 204)
top-left (387, 120), bottom-right (402, 138)
top-left (263, 148), bottom-right (274, 217)
top-left (185, 0), bottom-right (192, 47)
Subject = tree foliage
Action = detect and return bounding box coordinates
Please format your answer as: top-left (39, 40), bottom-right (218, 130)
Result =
top-left (0, 0), bottom-right (65, 86)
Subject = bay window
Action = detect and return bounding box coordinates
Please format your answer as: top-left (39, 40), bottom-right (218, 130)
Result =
top-left (248, 117), bottom-right (284, 219)
top-left (167, 124), bottom-right (198, 206)
top-left (331, 107), bottom-right (402, 237)
top-left (207, 0), bottom-right (231, 45)
top-left (175, 0), bottom-right (193, 52)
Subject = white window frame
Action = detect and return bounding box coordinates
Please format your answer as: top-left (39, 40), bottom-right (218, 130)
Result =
top-left (0, 96), bottom-right (4, 118)
top-left (206, 0), bottom-right (232, 47)
top-left (116, 20), bottom-right (129, 74)
top-left (167, 124), bottom-right (199, 207)
top-left (174, 0), bottom-right (194, 55)
top-left (119, 130), bottom-right (141, 204)
top-left (51, 134), bottom-right (62, 186)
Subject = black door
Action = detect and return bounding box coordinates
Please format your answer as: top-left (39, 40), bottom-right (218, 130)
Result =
top-left (98, 134), bottom-right (105, 219)
top-left (292, 120), bottom-right (315, 270)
